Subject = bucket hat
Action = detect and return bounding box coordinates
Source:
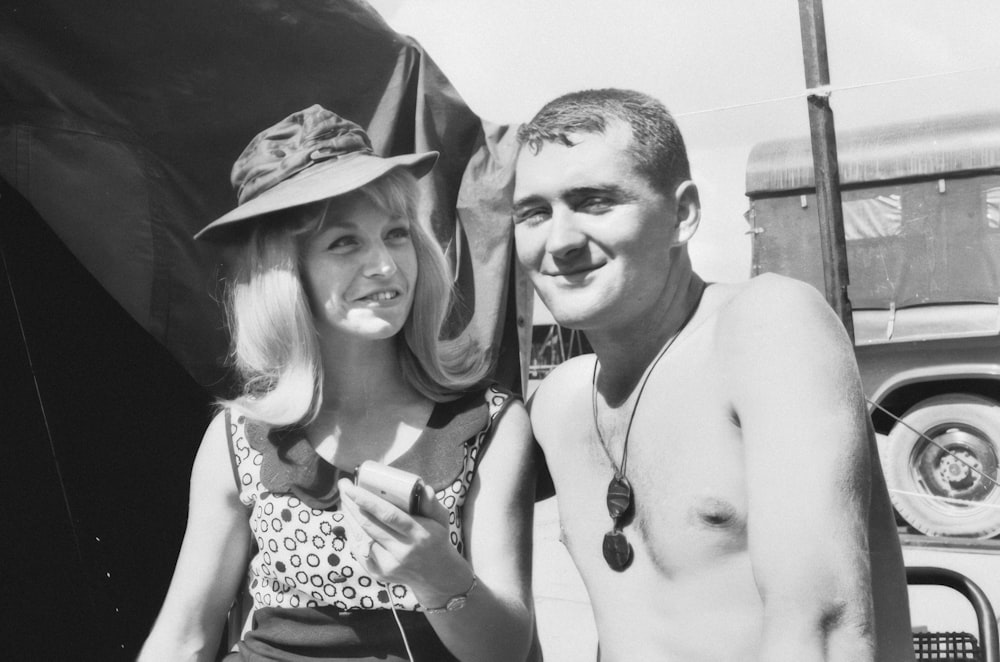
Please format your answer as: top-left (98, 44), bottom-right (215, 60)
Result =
top-left (195, 105), bottom-right (438, 239)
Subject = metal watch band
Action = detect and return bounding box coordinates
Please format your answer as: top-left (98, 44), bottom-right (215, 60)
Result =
top-left (421, 574), bottom-right (478, 614)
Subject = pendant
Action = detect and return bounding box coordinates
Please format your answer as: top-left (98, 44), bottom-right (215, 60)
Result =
top-left (604, 473), bottom-right (634, 571)
top-left (606, 473), bottom-right (633, 520)
top-left (602, 529), bottom-right (633, 571)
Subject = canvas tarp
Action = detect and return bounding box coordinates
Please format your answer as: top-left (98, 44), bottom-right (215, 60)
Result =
top-left (0, 0), bottom-right (521, 394)
top-left (750, 175), bottom-right (1000, 309)
top-left (746, 111), bottom-right (1000, 310)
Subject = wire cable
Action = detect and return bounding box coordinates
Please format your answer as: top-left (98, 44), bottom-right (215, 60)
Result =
top-left (674, 64), bottom-right (1000, 118)
top-left (1, 230), bottom-right (90, 581)
top-left (383, 582), bottom-right (415, 662)
top-left (868, 398), bottom-right (1000, 492)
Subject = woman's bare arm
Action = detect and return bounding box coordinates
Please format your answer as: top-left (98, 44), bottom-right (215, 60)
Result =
top-left (138, 413), bottom-right (251, 662)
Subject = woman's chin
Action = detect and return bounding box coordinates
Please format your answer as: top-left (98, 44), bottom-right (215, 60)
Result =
top-left (341, 319), bottom-right (407, 342)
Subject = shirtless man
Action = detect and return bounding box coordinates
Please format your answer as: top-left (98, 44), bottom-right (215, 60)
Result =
top-left (512, 88), bottom-right (914, 661)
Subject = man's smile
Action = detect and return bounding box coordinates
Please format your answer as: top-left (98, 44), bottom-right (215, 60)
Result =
top-left (542, 261), bottom-right (605, 278)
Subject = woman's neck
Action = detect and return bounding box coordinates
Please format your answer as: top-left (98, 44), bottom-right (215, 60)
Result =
top-left (319, 334), bottom-right (421, 411)
top-left (309, 333), bottom-right (431, 466)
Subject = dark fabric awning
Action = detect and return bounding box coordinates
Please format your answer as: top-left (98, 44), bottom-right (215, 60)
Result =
top-left (0, 0), bottom-right (519, 393)
top-left (746, 111), bottom-right (1000, 196)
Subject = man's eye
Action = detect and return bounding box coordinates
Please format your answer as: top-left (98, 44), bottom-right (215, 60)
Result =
top-left (580, 197), bottom-right (611, 211)
top-left (514, 208), bottom-right (550, 225)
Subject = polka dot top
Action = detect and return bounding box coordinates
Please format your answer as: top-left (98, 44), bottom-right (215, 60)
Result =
top-left (226, 385), bottom-right (513, 614)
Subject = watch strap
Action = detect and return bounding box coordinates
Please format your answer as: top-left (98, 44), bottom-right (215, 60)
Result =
top-left (421, 574), bottom-right (478, 614)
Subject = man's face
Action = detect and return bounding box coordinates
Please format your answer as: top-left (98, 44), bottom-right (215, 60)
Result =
top-left (512, 122), bottom-right (680, 331)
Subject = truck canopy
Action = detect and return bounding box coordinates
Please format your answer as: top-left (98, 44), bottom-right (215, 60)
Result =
top-left (746, 111), bottom-right (1000, 195)
top-left (746, 111), bottom-right (1000, 310)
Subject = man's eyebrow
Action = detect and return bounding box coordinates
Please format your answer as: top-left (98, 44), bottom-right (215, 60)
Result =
top-left (512, 194), bottom-right (547, 211)
top-left (513, 184), bottom-right (635, 213)
top-left (565, 184), bottom-right (631, 200)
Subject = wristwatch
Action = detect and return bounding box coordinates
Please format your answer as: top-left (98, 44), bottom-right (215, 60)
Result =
top-left (421, 574), bottom-right (478, 614)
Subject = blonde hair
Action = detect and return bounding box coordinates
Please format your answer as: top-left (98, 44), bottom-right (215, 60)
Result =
top-left (221, 169), bottom-right (489, 427)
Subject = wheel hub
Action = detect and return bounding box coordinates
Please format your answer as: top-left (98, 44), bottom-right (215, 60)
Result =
top-left (933, 450), bottom-right (978, 492)
top-left (916, 427), bottom-right (996, 501)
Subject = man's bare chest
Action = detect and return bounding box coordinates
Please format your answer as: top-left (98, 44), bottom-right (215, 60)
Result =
top-left (542, 390), bottom-right (750, 575)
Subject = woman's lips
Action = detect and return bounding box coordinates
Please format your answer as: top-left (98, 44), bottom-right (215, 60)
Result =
top-left (356, 288), bottom-right (402, 303)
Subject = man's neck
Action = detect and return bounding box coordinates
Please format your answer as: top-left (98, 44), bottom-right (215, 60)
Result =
top-left (588, 272), bottom-right (705, 406)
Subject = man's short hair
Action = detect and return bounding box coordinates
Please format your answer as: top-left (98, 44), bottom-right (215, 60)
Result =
top-left (517, 88), bottom-right (690, 196)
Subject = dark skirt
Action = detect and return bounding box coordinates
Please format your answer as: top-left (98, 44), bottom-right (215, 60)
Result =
top-left (228, 606), bottom-right (460, 662)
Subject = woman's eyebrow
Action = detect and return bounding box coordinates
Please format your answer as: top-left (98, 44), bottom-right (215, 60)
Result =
top-left (319, 217), bottom-right (361, 231)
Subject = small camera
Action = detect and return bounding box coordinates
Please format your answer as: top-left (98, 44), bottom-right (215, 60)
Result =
top-left (354, 461), bottom-right (424, 515)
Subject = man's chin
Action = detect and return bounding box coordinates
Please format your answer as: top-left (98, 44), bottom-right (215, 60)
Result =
top-left (543, 307), bottom-right (595, 331)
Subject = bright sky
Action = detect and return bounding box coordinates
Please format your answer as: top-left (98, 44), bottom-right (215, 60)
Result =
top-left (368, 0), bottom-right (1000, 282)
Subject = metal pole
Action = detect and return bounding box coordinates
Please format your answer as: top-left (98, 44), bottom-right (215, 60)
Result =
top-left (798, 0), bottom-right (854, 341)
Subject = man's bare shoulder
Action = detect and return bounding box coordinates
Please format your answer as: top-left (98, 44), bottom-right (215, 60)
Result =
top-left (530, 354), bottom-right (595, 408)
top-left (526, 354), bottom-right (595, 430)
top-left (719, 272), bottom-right (829, 314)
top-left (711, 273), bottom-right (847, 346)
top-left (712, 273), bottom-right (863, 409)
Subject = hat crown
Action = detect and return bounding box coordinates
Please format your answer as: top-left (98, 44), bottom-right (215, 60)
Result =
top-left (231, 104), bottom-right (374, 205)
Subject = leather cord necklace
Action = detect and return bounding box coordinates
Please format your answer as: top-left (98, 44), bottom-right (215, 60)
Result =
top-left (592, 283), bottom-right (705, 571)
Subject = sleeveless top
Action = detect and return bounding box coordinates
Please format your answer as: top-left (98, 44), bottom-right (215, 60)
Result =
top-left (225, 385), bottom-right (513, 661)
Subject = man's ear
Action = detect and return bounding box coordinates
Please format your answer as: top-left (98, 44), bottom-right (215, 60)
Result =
top-left (672, 180), bottom-right (701, 246)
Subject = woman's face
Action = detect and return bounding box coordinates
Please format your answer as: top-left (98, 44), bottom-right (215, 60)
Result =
top-left (301, 196), bottom-right (418, 344)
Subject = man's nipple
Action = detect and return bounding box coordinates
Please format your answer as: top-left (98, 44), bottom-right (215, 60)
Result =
top-left (693, 497), bottom-right (742, 530)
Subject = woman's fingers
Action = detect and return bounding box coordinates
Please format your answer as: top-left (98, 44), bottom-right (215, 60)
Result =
top-left (339, 478), bottom-right (467, 593)
top-left (338, 477), bottom-right (451, 555)
top-left (417, 481), bottom-right (450, 528)
top-left (336, 485), bottom-right (380, 563)
top-left (338, 477), bottom-right (420, 560)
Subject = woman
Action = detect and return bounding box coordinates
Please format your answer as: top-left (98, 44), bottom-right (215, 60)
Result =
top-left (139, 106), bottom-right (537, 661)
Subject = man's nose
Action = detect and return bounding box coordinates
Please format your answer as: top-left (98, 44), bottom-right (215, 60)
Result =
top-left (546, 208), bottom-right (587, 258)
top-left (363, 241), bottom-right (398, 277)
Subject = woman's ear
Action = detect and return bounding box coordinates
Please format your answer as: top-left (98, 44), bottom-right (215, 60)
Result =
top-left (672, 180), bottom-right (701, 246)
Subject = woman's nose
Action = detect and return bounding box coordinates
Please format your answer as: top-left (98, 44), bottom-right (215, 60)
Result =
top-left (363, 241), bottom-right (398, 277)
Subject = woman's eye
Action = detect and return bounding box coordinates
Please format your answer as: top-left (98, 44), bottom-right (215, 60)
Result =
top-left (385, 226), bottom-right (411, 242)
top-left (326, 236), bottom-right (358, 251)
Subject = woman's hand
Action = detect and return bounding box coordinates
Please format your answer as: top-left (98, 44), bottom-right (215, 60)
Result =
top-left (337, 478), bottom-right (475, 609)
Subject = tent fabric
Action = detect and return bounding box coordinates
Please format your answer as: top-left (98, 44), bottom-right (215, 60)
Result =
top-left (0, 0), bottom-right (518, 394)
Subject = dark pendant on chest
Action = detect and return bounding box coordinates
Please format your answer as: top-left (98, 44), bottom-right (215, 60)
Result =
top-left (603, 473), bottom-right (635, 571)
top-left (606, 474), bottom-right (633, 520)
top-left (602, 530), bottom-right (633, 571)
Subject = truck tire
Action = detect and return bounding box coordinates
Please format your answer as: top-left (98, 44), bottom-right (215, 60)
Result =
top-left (882, 394), bottom-right (1000, 538)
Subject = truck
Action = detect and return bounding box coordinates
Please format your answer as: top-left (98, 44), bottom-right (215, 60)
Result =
top-left (745, 111), bottom-right (1000, 544)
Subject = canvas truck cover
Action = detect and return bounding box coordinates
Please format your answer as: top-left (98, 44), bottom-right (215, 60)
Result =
top-left (746, 112), bottom-right (1000, 310)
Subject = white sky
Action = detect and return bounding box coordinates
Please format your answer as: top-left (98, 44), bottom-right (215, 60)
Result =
top-left (368, 0), bottom-right (1000, 282)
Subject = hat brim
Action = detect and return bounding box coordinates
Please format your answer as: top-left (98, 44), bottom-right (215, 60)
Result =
top-left (195, 150), bottom-right (438, 240)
